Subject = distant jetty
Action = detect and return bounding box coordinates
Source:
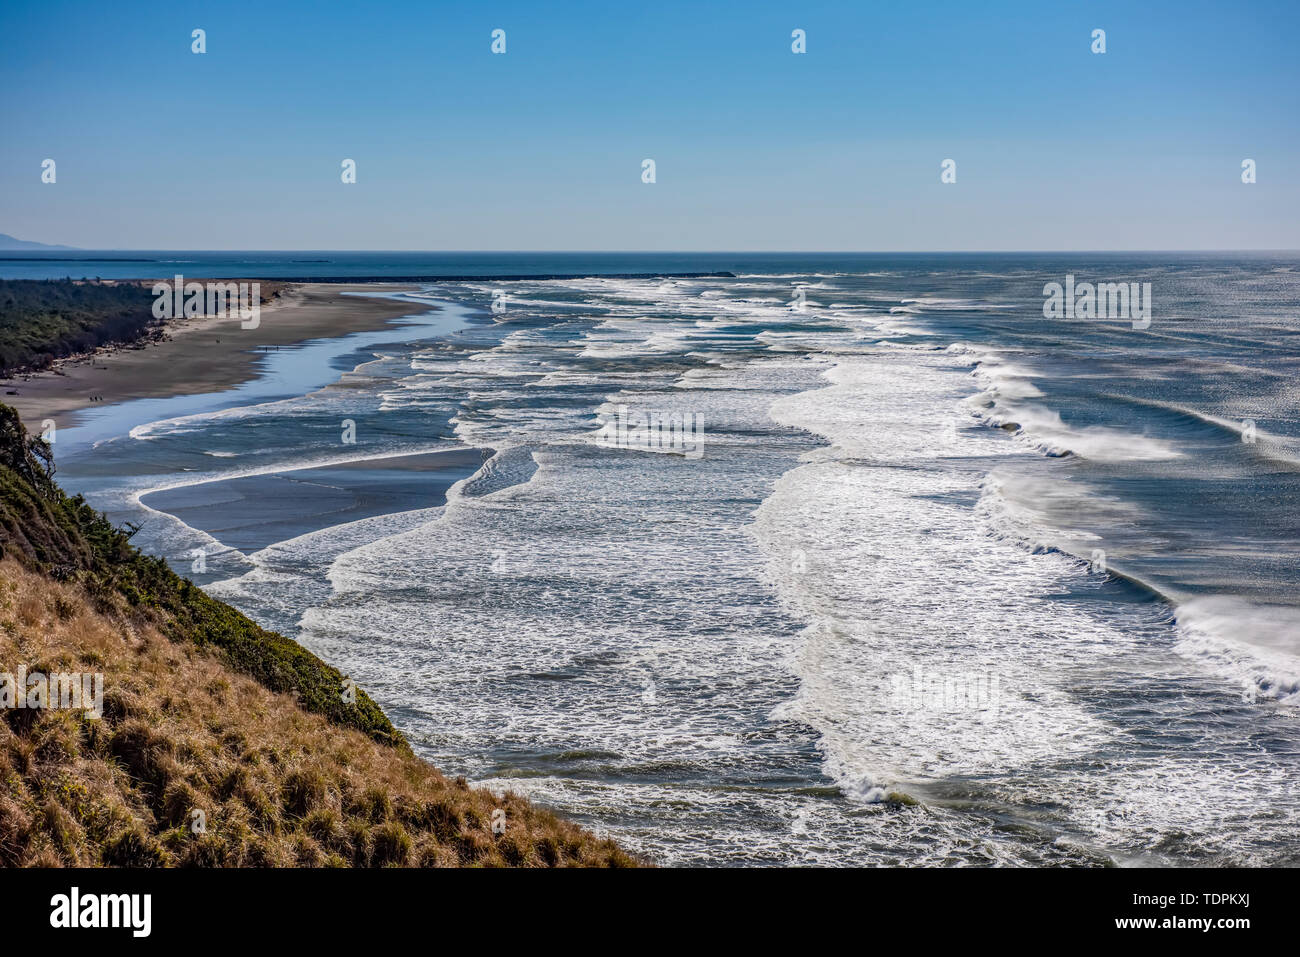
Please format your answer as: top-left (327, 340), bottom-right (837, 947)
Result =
top-left (194, 271), bottom-right (739, 283)
top-left (0, 265), bottom-right (738, 281)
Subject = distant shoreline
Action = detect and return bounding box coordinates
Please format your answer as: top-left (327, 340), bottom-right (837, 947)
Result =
top-left (0, 272), bottom-right (741, 432)
top-left (0, 264), bottom-right (738, 279)
top-left (223, 271), bottom-right (738, 282)
top-left (2, 282), bottom-right (423, 431)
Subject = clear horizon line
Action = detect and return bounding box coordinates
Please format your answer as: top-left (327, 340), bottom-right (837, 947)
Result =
top-left (6, 247), bottom-right (1300, 255)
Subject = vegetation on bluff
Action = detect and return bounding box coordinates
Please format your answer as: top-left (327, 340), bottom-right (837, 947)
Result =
top-left (0, 405), bottom-right (635, 866)
top-left (0, 404), bottom-right (397, 744)
top-left (0, 280), bottom-right (160, 376)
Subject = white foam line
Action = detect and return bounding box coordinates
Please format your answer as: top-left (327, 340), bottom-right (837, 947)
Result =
top-left (127, 443), bottom-right (470, 513)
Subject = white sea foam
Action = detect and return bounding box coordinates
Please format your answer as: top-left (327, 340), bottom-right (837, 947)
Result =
top-left (1174, 597), bottom-right (1300, 705)
top-left (70, 269), bottom-right (1300, 866)
top-left (963, 356), bottom-right (1182, 462)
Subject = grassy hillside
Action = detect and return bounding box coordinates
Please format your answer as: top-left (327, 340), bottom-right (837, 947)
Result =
top-left (0, 404), bottom-right (398, 744)
top-left (0, 404), bottom-right (635, 867)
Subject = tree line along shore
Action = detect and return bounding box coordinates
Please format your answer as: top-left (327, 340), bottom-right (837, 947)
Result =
top-left (0, 278), bottom-right (291, 379)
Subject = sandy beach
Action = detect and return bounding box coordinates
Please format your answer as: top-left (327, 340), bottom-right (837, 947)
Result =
top-left (1, 282), bottom-right (421, 431)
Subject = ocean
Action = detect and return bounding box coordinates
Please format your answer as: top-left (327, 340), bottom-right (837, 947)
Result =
top-left (12, 251), bottom-right (1300, 865)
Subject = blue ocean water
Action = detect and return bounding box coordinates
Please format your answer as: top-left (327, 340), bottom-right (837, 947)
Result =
top-left (0, 249), bottom-right (764, 281)
top-left (20, 251), bottom-right (1300, 865)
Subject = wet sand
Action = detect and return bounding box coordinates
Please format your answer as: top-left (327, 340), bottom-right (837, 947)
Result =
top-left (1, 283), bottom-right (422, 431)
top-left (139, 448), bottom-right (491, 554)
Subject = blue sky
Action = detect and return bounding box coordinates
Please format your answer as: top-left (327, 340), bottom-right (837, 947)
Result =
top-left (1, 0), bottom-right (1297, 250)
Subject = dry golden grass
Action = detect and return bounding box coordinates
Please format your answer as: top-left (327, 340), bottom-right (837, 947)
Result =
top-left (0, 558), bottom-right (637, 867)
